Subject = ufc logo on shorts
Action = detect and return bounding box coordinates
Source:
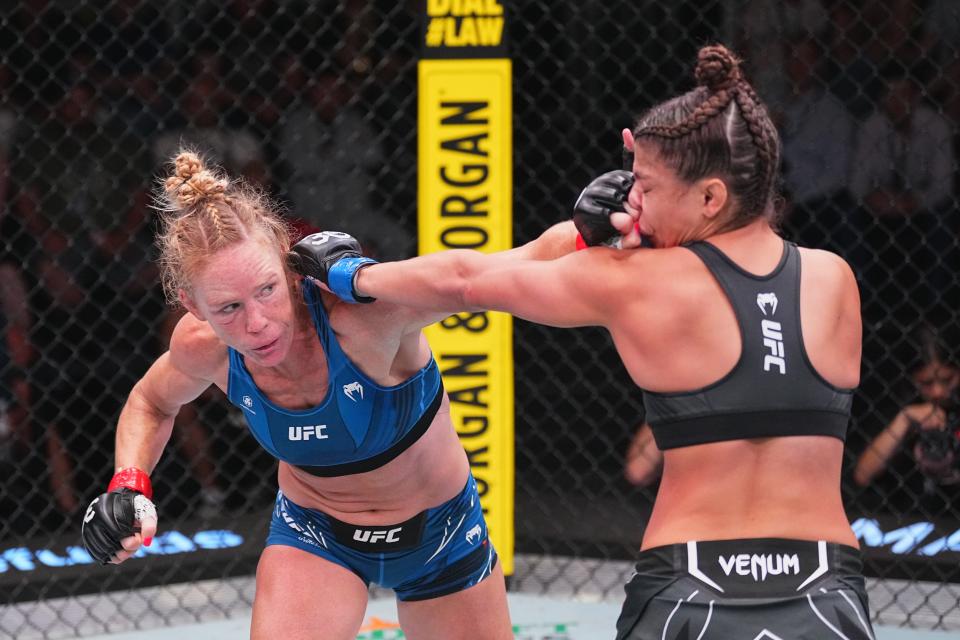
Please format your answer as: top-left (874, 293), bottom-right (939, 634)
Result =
top-left (354, 527), bottom-right (402, 544)
top-left (288, 425), bottom-right (328, 441)
top-left (761, 320), bottom-right (786, 375)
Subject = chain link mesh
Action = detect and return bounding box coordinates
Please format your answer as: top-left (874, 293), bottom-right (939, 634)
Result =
top-left (1, 0), bottom-right (958, 637)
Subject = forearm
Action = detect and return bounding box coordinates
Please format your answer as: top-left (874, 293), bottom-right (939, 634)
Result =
top-left (513, 221), bottom-right (579, 261)
top-left (114, 382), bottom-right (178, 474)
top-left (354, 222), bottom-right (578, 309)
top-left (355, 249), bottom-right (491, 311)
top-left (854, 417), bottom-right (908, 485)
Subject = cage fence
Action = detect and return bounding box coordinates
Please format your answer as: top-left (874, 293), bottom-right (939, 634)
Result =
top-left (1, 0), bottom-right (959, 638)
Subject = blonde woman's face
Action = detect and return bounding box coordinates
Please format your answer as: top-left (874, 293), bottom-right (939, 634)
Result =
top-left (187, 237), bottom-right (296, 367)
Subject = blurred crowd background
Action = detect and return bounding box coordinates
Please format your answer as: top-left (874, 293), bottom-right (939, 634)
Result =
top-left (0, 0), bottom-right (959, 630)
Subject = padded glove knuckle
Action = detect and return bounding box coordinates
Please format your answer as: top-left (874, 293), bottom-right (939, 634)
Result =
top-left (81, 488), bottom-right (140, 565)
top-left (573, 169), bottom-right (634, 247)
top-left (289, 232), bottom-right (363, 285)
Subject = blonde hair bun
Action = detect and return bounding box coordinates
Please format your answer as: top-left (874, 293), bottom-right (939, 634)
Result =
top-left (162, 151), bottom-right (229, 209)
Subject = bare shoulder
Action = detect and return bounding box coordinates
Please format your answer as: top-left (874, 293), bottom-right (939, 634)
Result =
top-left (621, 245), bottom-right (715, 299)
top-left (796, 247), bottom-right (861, 324)
top-left (168, 312), bottom-right (228, 382)
top-left (797, 246), bottom-right (861, 387)
top-left (797, 247), bottom-right (858, 289)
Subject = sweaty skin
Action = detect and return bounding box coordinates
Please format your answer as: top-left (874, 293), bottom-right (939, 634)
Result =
top-left (109, 226), bottom-right (575, 558)
top-left (352, 152), bottom-right (862, 550)
top-left (112, 239), bottom-right (463, 549)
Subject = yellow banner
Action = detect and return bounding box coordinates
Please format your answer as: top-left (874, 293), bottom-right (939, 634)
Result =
top-left (418, 58), bottom-right (514, 574)
top-left (423, 0), bottom-right (506, 53)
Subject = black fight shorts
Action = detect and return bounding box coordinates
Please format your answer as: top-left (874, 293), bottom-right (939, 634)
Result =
top-left (615, 538), bottom-right (874, 640)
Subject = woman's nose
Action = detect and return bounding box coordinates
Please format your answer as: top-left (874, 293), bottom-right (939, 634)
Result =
top-left (246, 307), bottom-right (268, 333)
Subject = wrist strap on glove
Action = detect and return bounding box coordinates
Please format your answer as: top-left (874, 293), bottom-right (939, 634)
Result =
top-left (107, 467), bottom-right (153, 500)
top-left (328, 257), bottom-right (378, 304)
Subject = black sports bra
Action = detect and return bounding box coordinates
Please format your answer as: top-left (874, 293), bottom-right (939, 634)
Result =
top-left (644, 241), bottom-right (854, 450)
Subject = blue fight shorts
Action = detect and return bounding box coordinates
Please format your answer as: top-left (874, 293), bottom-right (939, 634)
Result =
top-left (266, 474), bottom-right (498, 601)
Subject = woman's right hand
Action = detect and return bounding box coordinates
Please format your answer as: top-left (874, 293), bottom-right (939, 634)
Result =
top-left (81, 487), bottom-right (158, 564)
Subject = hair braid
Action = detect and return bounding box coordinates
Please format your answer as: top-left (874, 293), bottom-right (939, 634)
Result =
top-left (733, 81), bottom-right (777, 200)
top-left (637, 89), bottom-right (736, 140)
top-left (629, 43), bottom-right (782, 226)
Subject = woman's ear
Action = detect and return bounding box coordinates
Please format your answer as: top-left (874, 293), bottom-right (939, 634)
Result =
top-left (701, 178), bottom-right (729, 219)
top-left (179, 289), bottom-right (205, 320)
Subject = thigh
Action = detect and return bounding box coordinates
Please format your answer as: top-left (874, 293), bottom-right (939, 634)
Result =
top-left (251, 546), bottom-right (369, 640)
top-left (396, 561), bottom-right (511, 640)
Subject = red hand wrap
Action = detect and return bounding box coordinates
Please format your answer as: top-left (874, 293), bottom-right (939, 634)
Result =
top-left (575, 223), bottom-right (641, 251)
top-left (108, 467), bottom-right (153, 500)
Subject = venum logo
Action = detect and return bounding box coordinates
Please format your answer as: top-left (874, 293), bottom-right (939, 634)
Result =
top-left (761, 320), bottom-right (786, 375)
top-left (288, 425), bottom-right (328, 441)
top-left (465, 524), bottom-right (482, 544)
top-left (354, 527), bottom-right (402, 544)
top-left (343, 381), bottom-right (364, 402)
top-left (240, 395), bottom-right (256, 414)
top-left (718, 552), bottom-right (800, 582)
top-left (756, 292), bottom-right (778, 316)
top-left (83, 498), bottom-right (98, 524)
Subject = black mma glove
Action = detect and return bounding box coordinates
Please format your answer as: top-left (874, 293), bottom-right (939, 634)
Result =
top-left (572, 170), bottom-right (635, 248)
top-left (81, 487), bottom-right (154, 564)
top-left (288, 231), bottom-right (378, 304)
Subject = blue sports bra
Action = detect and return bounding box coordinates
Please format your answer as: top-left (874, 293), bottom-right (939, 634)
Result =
top-left (226, 279), bottom-right (443, 476)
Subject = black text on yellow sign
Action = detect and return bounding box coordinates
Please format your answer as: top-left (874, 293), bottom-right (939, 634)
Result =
top-left (418, 58), bottom-right (514, 574)
top-left (422, 0), bottom-right (506, 56)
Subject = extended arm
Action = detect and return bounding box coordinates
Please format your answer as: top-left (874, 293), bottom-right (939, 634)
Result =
top-left (357, 241), bottom-right (633, 328)
top-left (289, 170), bottom-right (639, 328)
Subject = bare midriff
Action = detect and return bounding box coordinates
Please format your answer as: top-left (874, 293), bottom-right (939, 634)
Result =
top-left (275, 395), bottom-right (471, 526)
top-left (641, 434), bottom-right (858, 550)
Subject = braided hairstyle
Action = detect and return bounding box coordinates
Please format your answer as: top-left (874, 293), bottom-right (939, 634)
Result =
top-left (633, 44), bottom-right (782, 229)
top-left (156, 150), bottom-right (292, 305)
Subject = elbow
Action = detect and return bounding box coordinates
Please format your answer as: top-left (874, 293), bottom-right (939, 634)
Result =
top-left (129, 379), bottom-right (179, 423)
top-left (452, 252), bottom-right (487, 312)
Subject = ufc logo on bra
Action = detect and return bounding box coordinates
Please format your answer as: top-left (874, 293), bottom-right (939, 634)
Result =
top-left (288, 425), bottom-right (328, 441)
top-left (761, 320), bottom-right (786, 375)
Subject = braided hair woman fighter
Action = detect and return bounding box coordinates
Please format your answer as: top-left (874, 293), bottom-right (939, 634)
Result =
top-left (299, 45), bottom-right (873, 639)
top-left (78, 151), bottom-right (540, 639)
